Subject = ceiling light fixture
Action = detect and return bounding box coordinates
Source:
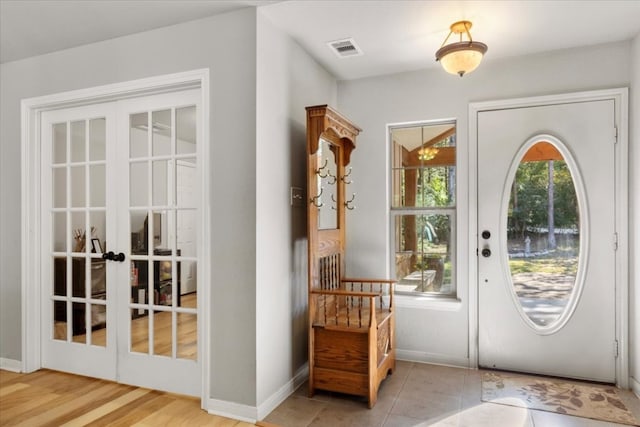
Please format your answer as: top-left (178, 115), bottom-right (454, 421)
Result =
top-left (435, 20), bottom-right (488, 77)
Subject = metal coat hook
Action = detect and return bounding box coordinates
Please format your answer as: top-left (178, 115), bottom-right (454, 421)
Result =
top-left (310, 187), bottom-right (324, 208)
top-left (326, 170), bottom-right (337, 185)
top-left (345, 193), bottom-right (356, 210)
top-left (341, 167), bottom-right (353, 184)
top-left (316, 159), bottom-right (329, 178)
top-left (331, 194), bottom-right (338, 210)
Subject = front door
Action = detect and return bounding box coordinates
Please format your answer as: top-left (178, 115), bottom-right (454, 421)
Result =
top-left (40, 89), bottom-right (201, 396)
top-left (477, 99), bottom-right (617, 382)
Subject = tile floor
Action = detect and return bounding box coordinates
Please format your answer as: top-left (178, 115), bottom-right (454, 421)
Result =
top-left (262, 361), bottom-right (640, 427)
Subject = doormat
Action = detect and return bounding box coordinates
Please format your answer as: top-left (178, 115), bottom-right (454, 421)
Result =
top-left (481, 372), bottom-right (639, 426)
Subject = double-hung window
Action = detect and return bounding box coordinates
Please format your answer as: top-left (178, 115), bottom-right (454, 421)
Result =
top-left (390, 121), bottom-right (456, 297)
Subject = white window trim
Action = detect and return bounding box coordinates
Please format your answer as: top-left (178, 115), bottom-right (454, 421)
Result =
top-left (387, 118), bottom-right (465, 310)
top-left (21, 69), bottom-right (212, 408)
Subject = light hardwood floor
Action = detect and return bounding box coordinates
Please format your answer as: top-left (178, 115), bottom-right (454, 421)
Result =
top-left (55, 293), bottom-right (198, 359)
top-left (0, 368), bottom-right (255, 426)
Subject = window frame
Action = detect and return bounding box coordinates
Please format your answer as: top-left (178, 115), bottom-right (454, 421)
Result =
top-left (388, 119), bottom-right (458, 299)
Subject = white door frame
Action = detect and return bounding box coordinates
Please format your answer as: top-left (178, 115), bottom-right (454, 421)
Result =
top-left (21, 69), bottom-right (211, 406)
top-left (468, 87), bottom-right (629, 388)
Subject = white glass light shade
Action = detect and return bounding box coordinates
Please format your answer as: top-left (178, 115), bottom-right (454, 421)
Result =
top-left (436, 41), bottom-right (488, 77)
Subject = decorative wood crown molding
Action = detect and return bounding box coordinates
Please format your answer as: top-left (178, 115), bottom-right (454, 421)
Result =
top-left (306, 104), bottom-right (361, 166)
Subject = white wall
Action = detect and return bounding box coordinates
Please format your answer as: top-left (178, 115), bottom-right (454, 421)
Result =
top-left (337, 41), bottom-right (633, 367)
top-left (0, 8), bottom-right (259, 406)
top-left (630, 32), bottom-right (640, 396)
top-left (255, 11), bottom-right (337, 411)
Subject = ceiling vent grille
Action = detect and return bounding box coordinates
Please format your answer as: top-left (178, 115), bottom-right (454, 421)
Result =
top-left (327, 38), bottom-right (363, 58)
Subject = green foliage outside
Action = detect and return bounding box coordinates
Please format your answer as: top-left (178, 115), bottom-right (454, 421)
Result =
top-left (508, 160), bottom-right (578, 239)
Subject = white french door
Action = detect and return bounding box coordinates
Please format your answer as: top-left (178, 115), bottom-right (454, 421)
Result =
top-left (477, 99), bottom-right (617, 382)
top-left (41, 102), bottom-right (118, 380)
top-left (116, 90), bottom-right (200, 395)
top-left (41, 89), bottom-right (201, 396)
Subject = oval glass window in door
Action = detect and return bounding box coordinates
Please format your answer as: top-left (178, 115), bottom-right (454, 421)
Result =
top-left (506, 140), bottom-right (583, 330)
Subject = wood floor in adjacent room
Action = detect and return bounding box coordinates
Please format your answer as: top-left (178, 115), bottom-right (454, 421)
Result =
top-left (0, 369), bottom-right (254, 426)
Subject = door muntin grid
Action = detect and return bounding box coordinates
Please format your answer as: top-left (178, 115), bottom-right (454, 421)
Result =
top-left (128, 106), bottom-right (198, 360)
top-left (50, 117), bottom-right (108, 347)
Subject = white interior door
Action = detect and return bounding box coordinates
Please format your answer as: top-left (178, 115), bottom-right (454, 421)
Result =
top-left (40, 89), bottom-right (201, 396)
top-left (116, 90), bottom-right (200, 396)
top-left (478, 100), bottom-right (617, 382)
top-left (41, 102), bottom-right (118, 380)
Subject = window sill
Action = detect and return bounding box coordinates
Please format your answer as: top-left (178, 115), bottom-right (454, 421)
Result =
top-left (394, 294), bottom-right (462, 311)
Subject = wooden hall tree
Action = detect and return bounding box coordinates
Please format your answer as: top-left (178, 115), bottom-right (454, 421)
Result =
top-left (306, 105), bottom-right (395, 408)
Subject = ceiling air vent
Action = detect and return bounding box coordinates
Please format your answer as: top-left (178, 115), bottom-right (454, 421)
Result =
top-left (327, 38), bottom-right (363, 58)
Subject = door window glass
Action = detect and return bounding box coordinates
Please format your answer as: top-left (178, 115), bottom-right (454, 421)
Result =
top-left (507, 141), bottom-right (581, 328)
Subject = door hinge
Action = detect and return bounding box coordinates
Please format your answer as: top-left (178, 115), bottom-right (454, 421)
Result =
top-left (614, 340), bottom-right (619, 358)
top-left (614, 127), bottom-right (618, 144)
top-left (613, 232), bottom-right (618, 251)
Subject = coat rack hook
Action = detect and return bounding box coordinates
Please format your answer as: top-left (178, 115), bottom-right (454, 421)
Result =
top-left (345, 193), bottom-right (356, 210)
top-left (342, 167), bottom-right (353, 185)
top-left (316, 159), bottom-right (329, 178)
top-left (310, 187), bottom-right (324, 208)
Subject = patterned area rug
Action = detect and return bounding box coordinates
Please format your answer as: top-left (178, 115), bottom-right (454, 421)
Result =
top-left (482, 372), bottom-right (640, 426)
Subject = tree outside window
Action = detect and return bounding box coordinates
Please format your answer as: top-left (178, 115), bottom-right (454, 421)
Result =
top-left (390, 122), bottom-right (456, 296)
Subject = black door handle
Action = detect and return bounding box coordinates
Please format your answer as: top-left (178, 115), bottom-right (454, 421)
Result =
top-left (482, 230), bottom-right (491, 239)
top-left (102, 251), bottom-right (125, 262)
top-left (482, 248), bottom-right (491, 258)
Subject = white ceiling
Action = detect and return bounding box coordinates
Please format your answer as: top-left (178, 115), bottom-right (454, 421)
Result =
top-left (2, 1), bottom-right (639, 80)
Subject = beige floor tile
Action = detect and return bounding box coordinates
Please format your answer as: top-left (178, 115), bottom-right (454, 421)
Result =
top-left (264, 363), bottom-right (640, 427)
top-left (262, 395), bottom-right (327, 427)
top-left (307, 401), bottom-right (388, 427)
top-left (391, 392), bottom-right (461, 421)
top-left (457, 402), bottom-right (533, 427)
top-left (530, 409), bottom-right (620, 426)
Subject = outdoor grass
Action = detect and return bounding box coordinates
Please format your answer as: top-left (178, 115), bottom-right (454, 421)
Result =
top-left (509, 256), bottom-right (578, 275)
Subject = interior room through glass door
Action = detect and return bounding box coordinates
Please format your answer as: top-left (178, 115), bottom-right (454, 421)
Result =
top-left (116, 89), bottom-right (201, 396)
top-left (41, 103), bottom-right (118, 380)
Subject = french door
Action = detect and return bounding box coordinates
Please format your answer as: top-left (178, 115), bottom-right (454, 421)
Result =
top-left (41, 89), bottom-right (201, 396)
top-left (477, 99), bottom-right (617, 382)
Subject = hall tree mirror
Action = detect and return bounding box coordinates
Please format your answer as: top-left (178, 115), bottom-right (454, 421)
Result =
top-left (316, 138), bottom-right (338, 230)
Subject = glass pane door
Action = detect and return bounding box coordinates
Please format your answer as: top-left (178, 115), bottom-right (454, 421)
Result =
top-left (118, 90), bottom-right (200, 396)
top-left (42, 104), bottom-right (116, 380)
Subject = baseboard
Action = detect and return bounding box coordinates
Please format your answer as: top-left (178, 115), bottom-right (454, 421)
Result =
top-left (207, 398), bottom-right (257, 424)
top-left (257, 363), bottom-right (308, 421)
top-left (631, 376), bottom-right (640, 399)
top-left (396, 349), bottom-right (470, 369)
top-left (207, 363), bottom-right (309, 424)
top-left (0, 358), bottom-right (22, 373)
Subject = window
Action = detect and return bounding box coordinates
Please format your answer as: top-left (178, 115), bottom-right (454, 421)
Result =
top-left (390, 121), bottom-right (456, 297)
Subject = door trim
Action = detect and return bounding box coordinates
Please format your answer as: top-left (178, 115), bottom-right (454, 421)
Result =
top-left (468, 87), bottom-right (629, 387)
top-left (21, 69), bottom-right (211, 406)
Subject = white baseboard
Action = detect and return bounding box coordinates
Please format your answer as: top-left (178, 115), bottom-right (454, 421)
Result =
top-left (207, 363), bottom-right (309, 424)
top-left (0, 358), bottom-right (22, 372)
top-left (631, 376), bottom-right (640, 399)
top-left (207, 398), bottom-right (257, 424)
top-left (257, 363), bottom-right (308, 421)
top-left (396, 349), bottom-right (470, 369)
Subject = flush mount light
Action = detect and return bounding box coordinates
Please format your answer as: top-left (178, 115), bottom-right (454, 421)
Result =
top-left (435, 20), bottom-right (488, 77)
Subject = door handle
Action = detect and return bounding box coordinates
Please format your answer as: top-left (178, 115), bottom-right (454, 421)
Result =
top-left (482, 248), bottom-right (491, 258)
top-left (101, 251), bottom-right (126, 262)
top-left (482, 230), bottom-right (491, 239)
